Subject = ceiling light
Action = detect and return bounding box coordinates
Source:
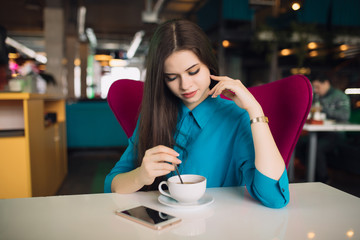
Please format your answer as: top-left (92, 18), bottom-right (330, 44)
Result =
top-left (280, 49), bottom-right (292, 56)
top-left (309, 51), bottom-right (318, 57)
top-left (74, 58), bottom-right (81, 66)
top-left (339, 44), bottom-right (349, 51)
top-left (127, 31), bottom-right (145, 59)
top-left (78, 6), bottom-right (87, 42)
top-left (307, 42), bottom-right (318, 50)
top-left (290, 67), bottom-right (311, 75)
top-left (292, 2), bottom-right (301, 11)
top-left (5, 37), bottom-right (47, 63)
top-left (142, 0), bottom-right (165, 23)
top-left (86, 28), bottom-right (97, 48)
top-left (345, 88), bottom-right (360, 95)
top-left (222, 40), bottom-right (230, 48)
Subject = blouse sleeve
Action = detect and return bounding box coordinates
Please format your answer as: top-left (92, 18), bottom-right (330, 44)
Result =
top-left (250, 168), bottom-right (289, 208)
top-left (235, 111), bottom-right (290, 208)
top-left (103, 125), bottom-right (139, 193)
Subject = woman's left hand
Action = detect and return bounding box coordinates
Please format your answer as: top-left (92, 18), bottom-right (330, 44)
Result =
top-left (208, 75), bottom-right (263, 117)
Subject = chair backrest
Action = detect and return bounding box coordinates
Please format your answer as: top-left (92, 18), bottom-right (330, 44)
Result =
top-left (107, 75), bottom-right (312, 167)
top-left (107, 79), bottom-right (144, 138)
top-left (247, 75), bottom-right (312, 166)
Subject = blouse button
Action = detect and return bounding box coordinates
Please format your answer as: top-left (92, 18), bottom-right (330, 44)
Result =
top-left (282, 188), bottom-right (285, 192)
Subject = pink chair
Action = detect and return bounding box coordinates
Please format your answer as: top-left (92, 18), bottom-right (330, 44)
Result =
top-left (107, 75), bottom-right (312, 167)
top-left (107, 79), bottom-right (144, 138)
top-left (245, 75), bottom-right (312, 167)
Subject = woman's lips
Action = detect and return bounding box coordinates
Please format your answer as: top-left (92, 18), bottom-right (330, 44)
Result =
top-left (182, 90), bottom-right (197, 98)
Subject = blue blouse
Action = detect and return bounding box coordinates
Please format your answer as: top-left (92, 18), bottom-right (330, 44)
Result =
top-left (104, 96), bottom-right (289, 208)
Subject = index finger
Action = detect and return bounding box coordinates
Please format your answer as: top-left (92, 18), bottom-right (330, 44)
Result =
top-left (210, 75), bottom-right (233, 81)
top-left (148, 145), bottom-right (179, 157)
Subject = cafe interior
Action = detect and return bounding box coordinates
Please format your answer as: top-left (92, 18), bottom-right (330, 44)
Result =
top-left (1, 0), bottom-right (360, 202)
top-left (1, 1), bottom-right (360, 239)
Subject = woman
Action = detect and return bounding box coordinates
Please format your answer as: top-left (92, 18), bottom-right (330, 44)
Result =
top-left (105, 19), bottom-right (289, 208)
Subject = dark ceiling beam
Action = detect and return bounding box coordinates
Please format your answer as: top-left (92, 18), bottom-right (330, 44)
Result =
top-left (223, 29), bottom-right (254, 41)
top-left (45, 0), bottom-right (63, 8)
top-left (185, 0), bottom-right (207, 18)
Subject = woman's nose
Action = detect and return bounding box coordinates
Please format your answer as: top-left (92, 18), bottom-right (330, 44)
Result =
top-left (180, 76), bottom-right (192, 90)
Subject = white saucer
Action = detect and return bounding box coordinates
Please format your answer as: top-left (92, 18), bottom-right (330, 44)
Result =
top-left (158, 194), bottom-right (214, 209)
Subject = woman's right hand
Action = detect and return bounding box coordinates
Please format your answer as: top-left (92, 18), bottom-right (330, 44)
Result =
top-left (138, 145), bottom-right (181, 186)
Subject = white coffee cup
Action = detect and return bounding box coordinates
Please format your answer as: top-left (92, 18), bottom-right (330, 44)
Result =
top-left (158, 174), bottom-right (206, 204)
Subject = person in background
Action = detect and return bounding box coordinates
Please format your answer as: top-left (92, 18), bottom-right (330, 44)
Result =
top-left (104, 19), bottom-right (289, 208)
top-left (311, 75), bottom-right (351, 122)
top-left (15, 57), bottom-right (47, 93)
top-left (297, 74), bottom-right (351, 183)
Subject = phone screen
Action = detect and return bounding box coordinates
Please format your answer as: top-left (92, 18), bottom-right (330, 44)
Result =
top-left (115, 206), bottom-right (181, 230)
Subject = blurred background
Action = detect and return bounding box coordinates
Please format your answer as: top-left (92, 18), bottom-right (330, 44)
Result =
top-left (0, 0), bottom-right (359, 196)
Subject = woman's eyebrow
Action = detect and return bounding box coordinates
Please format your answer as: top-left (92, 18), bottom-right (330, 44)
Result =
top-left (165, 63), bottom-right (199, 75)
top-left (185, 63), bottom-right (199, 71)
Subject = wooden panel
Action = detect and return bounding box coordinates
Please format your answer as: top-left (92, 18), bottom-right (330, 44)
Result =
top-left (44, 99), bottom-right (66, 122)
top-left (55, 122), bottom-right (68, 189)
top-left (45, 122), bottom-right (68, 195)
top-left (59, 122), bottom-right (68, 177)
top-left (0, 93), bottom-right (67, 198)
top-left (0, 93), bottom-right (64, 100)
top-left (0, 137), bottom-right (31, 198)
top-left (42, 126), bottom-right (57, 195)
top-left (25, 99), bottom-right (47, 197)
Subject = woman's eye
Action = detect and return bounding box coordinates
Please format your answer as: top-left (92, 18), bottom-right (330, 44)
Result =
top-left (189, 69), bottom-right (200, 76)
top-left (166, 76), bottom-right (177, 81)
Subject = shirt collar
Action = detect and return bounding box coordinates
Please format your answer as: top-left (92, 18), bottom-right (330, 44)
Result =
top-left (179, 96), bottom-right (220, 129)
top-left (323, 86), bottom-right (335, 98)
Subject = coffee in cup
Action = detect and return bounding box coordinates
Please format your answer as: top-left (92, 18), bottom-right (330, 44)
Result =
top-left (158, 174), bottom-right (206, 204)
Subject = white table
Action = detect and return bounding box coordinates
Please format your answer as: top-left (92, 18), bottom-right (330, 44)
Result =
top-left (302, 123), bottom-right (360, 182)
top-left (1, 183), bottom-right (360, 240)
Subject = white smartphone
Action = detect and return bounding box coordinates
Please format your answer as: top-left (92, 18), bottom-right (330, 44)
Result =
top-left (115, 205), bottom-right (181, 230)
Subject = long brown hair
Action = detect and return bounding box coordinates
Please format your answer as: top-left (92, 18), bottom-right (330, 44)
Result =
top-left (137, 19), bottom-right (218, 190)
